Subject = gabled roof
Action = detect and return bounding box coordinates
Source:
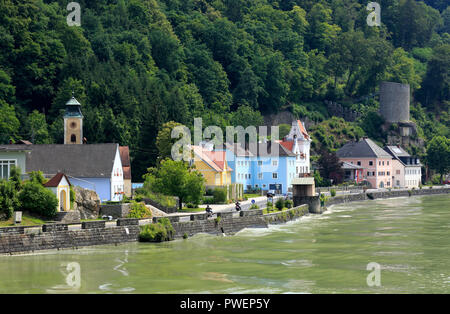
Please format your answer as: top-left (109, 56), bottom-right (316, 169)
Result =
top-left (297, 120), bottom-right (310, 140)
top-left (44, 172), bottom-right (71, 187)
top-left (279, 140), bottom-right (294, 152)
top-left (119, 146), bottom-right (132, 180)
top-left (337, 138), bottom-right (392, 158)
top-left (192, 146), bottom-right (232, 172)
top-left (3, 143), bottom-right (120, 178)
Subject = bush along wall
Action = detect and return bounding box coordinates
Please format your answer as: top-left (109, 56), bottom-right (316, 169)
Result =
top-left (139, 218), bottom-right (174, 242)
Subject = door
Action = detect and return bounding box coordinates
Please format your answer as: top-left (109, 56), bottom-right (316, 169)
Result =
top-left (60, 190), bottom-right (67, 211)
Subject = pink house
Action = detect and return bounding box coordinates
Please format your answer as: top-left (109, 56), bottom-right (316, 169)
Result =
top-left (337, 138), bottom-right (393, 188)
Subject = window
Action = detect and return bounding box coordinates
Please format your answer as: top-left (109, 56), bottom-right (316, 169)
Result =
top-left (258, 160), bottom-right (263, 166)
top-left (357, 161), bottom-right (361, 166)
top-left (296, 167), bottom-right (298, 174)
top-left (272, 173), bottom-right (278, 179)
top-left (369, 161), bottom-right (373, 166)
top-left (245, 174), bottom-right (248, 179)
top-left (0, 160), bottom-right (16, 180)
top-left (387, 161), bottom-right (389, 166)
top-left (262, 184), bottom-right (266, 188)
top-left (272, 160), bottom-right (278, 166)
top-left (258, 173), bottom-right (263, 180)
top-left (379, 161), bottom-right (381, 166)
top-left (248, 174), bottom-right (251, 179)
top-left (70, 134), bottom-right (77, 143)
top-left (382, 161), bottom-right (385, 166)
top-left (396, 170), bottom-right (401, 175)
top-left (387, 171), bottom-right (390, 176)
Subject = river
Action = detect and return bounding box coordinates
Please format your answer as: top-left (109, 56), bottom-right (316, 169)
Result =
top-left (0, 195), bottom-right (449, 294)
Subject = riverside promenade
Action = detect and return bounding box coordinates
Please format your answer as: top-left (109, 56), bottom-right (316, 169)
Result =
top-left (0, 186), bottom-right (449, 255)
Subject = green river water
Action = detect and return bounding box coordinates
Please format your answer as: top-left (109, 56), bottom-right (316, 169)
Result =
top-left (0, 195), bottom-right (449, 294)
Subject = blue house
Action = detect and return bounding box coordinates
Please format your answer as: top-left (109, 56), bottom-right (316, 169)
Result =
top-left (221, 142), bottom-right (296, 194)
top-left (200, 120), bottom-right (311, 195)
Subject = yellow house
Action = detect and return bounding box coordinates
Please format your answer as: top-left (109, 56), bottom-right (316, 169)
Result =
top-left (192, 146), bottom-right (232, 186)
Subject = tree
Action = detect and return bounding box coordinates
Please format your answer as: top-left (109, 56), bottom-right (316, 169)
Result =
top-left (26, 110), bottom-right (52, 144)
top-left (230, 105), bottom-right (264, 128)
top-left (143, 159), bottom-right (205, 210)
top-left (317, 148), bottom-right (344, 185)
top-left (156, 121), bottom-right (184, 161)
top-left (0, 100), bottom-right (20, 143)
top-left (419, 44), bottom-right (450, 107)
top-left (426, 135), bottom-right (450, 183)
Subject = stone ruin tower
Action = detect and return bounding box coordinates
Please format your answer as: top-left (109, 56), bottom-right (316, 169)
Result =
top-left (379, 81), bottom-right (410, 123)
top-left (379, 81), bottom-right (422, 147)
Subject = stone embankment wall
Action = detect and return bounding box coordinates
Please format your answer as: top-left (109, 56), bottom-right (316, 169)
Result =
top-left (99, 203), bottom-right (131, 218)
top-left (264, 205), bottom-right (309, 224)
top-left (1, 187), bottom-right (448, 254)
top-left (0, 219), bottom-right (140, 255)
top-left (326, 187), bottom-right (450, 206)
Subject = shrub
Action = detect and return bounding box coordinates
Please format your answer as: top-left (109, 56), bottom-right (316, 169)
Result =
top-left (19, 181), bottom-right (58, 218)
top-left (285, 199), bottom-right (293, 209)
top-left (139, 218), bottom-right (174, 242)
top-left (0, 180), bottom-right (19, 220)
top-left (330, 189), bottom-right (336, 197)
top-left (183, 233), bottom-right (188, 239)
top-left (250, 204), bottom-right (259, 209)
top-left (267, 201), bottom-right (273, 208)
top-left (28, 171), bottom-right (46, 185)
top-left (127, 201), bottom-right (152, 219)
top-left (69, 186), bottom-right (76, 209)
top-left (213, 187), bottom-right (227, 204)
top-left (275, 198), bottom-right (285, 210)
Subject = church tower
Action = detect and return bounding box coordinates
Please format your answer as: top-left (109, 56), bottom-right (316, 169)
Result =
top-left (64, 95), bottom-right (83, 144)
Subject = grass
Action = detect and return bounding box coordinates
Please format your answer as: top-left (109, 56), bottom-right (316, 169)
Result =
top-left (263, 207), bottom-right (288, 215)
top-left (0, 212), bottom-right (48, 227)
top-left (244, 193), bottom-right (261, 199)
top-left (179, 207), bottom-right (207, 213)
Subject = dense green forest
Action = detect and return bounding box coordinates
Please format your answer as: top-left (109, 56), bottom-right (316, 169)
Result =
top-left (0, 0), bottom-right (449, 179)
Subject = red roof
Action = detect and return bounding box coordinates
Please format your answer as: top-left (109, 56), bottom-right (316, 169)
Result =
top-left (203, 151), bottom-right (227, 171)
top-left (279, 141), bottom-right (294, 152)
top-left (119, 146), bottom-right (132, 179)
top-left (43, 173), bottom-right (71, 187)
top-left (297, 120), bottom-right (310, 139)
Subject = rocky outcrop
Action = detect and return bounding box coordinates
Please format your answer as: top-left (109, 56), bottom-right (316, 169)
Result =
top-left (73, 186), bottom-right (100, 219)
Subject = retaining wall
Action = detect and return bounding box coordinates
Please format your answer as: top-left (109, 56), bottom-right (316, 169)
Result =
top-left (0, 225), bottom-right (140, 254)
top-left (264, 205), bottom-right (309, 224)
top-left (99, 203), bottom-right (131, 218)
top-left (0, 187), bottom-right (448, 254)
top-left (326, 187), bottom-right (450, 206)
top-left (172, 211), bottom-right (268, 238)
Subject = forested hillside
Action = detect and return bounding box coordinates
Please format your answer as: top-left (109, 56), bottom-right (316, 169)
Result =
top-left (0, 0), bottom-right (449, 179)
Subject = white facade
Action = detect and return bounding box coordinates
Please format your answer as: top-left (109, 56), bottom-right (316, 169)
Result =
top-left (286, 120), bottom-right (311, 177)
top-left (404, 166), bottom-right (421, 188)
top-left (110, 146), bottom-right (125, 201)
